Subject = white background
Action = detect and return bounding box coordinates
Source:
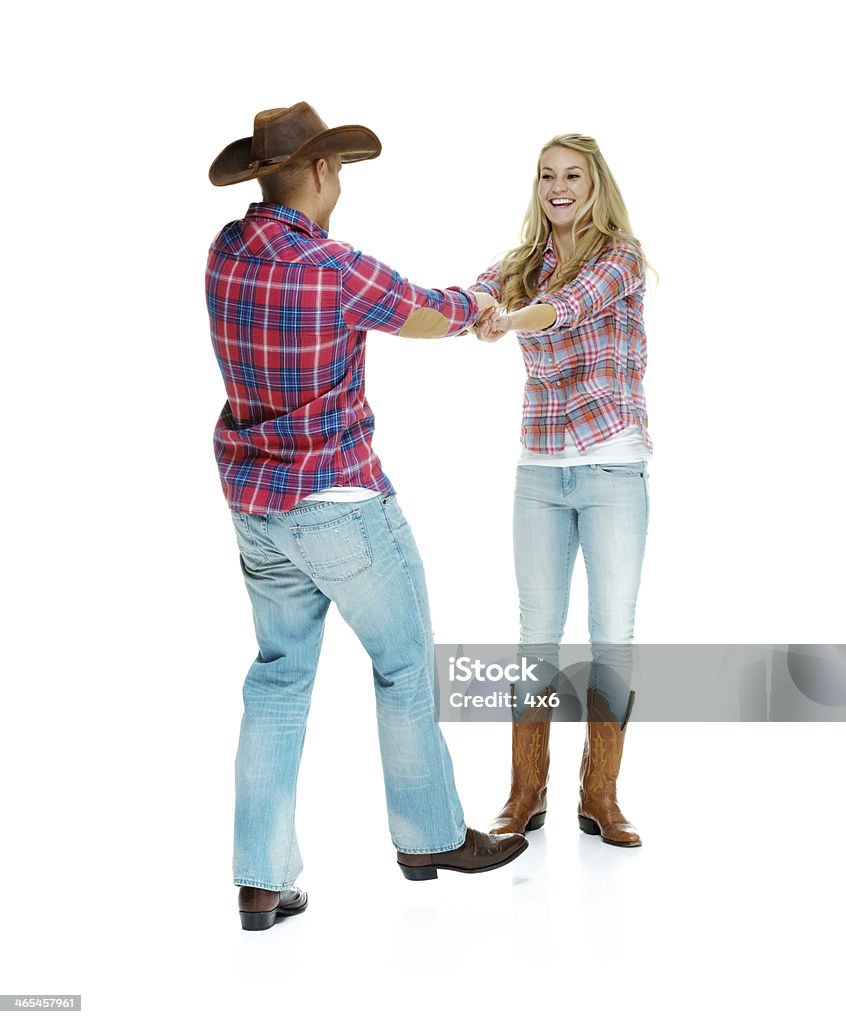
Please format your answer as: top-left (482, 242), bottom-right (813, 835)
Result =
top-left (2, 1), bottom-right (844, 1021)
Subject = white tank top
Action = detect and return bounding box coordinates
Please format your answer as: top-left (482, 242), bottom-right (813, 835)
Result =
top-left (518, 425), bottom-right (651, 467)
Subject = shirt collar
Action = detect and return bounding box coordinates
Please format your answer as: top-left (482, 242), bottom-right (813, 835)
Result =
top-left (245, 202), bottom-right (328, 239)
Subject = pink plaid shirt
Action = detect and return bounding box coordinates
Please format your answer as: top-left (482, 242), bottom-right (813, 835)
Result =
top-left (471, 237), bottom-right (651, 453)
top-left (206, 203), bottom-right (479, 512)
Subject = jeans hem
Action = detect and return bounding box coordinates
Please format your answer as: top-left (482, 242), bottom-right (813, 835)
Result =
top-left (234, 877), bottom-right (297, 891)
top-left (394, 824), bottom-right (467, 855)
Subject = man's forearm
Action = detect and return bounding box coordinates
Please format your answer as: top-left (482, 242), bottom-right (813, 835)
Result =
top-left (397, 290), bottom-right (495, 339)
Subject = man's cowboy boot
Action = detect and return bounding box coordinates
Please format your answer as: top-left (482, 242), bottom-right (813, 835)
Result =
top-left (578, 687), bottom-right (641, 847)
top-left (396, 828), bottom-right (528, 880)
top-left (238, 886), bottom-right (308, 930)
top-left (489, 688), bottom-right (553, 835)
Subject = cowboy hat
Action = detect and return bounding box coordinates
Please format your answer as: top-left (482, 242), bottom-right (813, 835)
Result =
top-left (208, 102), bottom-right (382, 186)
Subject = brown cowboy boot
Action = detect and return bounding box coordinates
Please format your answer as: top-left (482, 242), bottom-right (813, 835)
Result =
top-left (489, 690), bottom-right (552, 835)
top-left (238, 886), bottom-right (308, 930)
top-left (578, 687), bottom-right (641, 847)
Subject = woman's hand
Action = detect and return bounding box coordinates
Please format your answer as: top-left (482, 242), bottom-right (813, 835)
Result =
top-left (477, 313), bottom-right (513, 342)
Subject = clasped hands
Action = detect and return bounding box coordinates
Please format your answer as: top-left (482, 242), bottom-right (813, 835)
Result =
top-left (468, 292), bottom-right (557, 340)
top-left (469, 292), bottom-right (513, 342)
top-left (462, 292), bottom-right (556, 340)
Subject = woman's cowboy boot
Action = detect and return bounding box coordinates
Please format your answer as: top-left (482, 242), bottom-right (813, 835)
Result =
top-left (489, 689), bottom-right (553, 835)
top-left (577, 687), bottom-right (641, 847)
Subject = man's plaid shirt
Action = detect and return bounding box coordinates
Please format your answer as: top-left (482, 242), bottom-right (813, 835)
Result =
top-left (206, 203), bottom-right (478, 512)
top-left (471, 237), bottom-right (651, 453)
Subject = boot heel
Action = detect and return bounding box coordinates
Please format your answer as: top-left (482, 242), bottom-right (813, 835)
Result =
top-left (526, 811), bottom-right (546, 832)
top-left (398, 864), bottom-right (438, 881)
top-left (578, 814), bottom-right (601, 835)
top-left (240, 909), bottom-right (278, 931)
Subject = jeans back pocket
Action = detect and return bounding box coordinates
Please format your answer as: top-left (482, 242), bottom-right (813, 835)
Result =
top-left (291, 509), bottom-right (373, 581)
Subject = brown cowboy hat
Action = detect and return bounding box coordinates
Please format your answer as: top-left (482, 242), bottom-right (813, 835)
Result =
top-left (208, 102), bottom-right (382, 186)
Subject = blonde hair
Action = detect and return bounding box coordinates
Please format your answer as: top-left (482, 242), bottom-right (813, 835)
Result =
top-left (499, 134), bottom-right (650, 311)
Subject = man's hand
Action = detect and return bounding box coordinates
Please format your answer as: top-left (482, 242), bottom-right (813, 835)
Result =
top-left (468, 291), bottom-right (500, 340)
top-left (458, 290), bottom-right (497, 337)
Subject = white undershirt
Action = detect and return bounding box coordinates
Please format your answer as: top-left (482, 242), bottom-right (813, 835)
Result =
top-left (519, 425), bottom-right (651, 467)
top-left (300, 486), bottom-right (383, 503)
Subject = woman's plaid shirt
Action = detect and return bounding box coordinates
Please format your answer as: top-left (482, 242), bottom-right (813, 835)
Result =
top-left (471, 237), bottom-right (651, 453)
top-left (206, 204), bottom-right (478, 512)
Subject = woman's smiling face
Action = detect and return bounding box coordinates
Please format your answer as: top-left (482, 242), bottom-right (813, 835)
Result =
top-left (537, 145), bottom-right (592, 233)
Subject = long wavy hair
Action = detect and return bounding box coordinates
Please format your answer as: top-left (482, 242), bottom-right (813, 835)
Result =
top-left (499, 134), bottom-right (648, 311)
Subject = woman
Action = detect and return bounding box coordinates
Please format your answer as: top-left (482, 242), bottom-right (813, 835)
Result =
top-left (472, 134), bottom-right (651, 847)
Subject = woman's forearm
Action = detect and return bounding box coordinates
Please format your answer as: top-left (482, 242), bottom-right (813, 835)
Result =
top-left (503, 303), bottom-right (557, 333)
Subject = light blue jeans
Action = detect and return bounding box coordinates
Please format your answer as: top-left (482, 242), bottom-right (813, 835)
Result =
top-left (513, 463), bottom-right (649, 722)
top-left (229, 494), bottom-right (466, 891)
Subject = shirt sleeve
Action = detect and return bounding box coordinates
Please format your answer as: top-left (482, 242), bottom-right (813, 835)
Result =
top-left (537, 245), bottom-right (643, 331)
top-left (339, 249), bottom-right (478, 336)
top-left (467, 263), bottom-right (503, 301)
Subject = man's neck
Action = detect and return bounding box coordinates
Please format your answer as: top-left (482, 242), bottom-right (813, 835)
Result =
top-left (284, 197), bottom-right (329, 233)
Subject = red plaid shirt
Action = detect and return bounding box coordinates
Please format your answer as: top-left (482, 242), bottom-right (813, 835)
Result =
top-left (471, 238), bottom-right (651, 453)
top-left (206, 203), bottom-right (479, 512)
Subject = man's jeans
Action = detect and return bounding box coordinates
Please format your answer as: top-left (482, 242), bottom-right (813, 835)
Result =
top-left (229, 494), bottom-right (466, 891)
top-left (513, 463), bottom-right (649, 722)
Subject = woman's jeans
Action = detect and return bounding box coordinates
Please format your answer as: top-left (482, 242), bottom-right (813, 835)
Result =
top-left (513, 463), bottom-right (649, 723)
top-left (229, 494), bottom-right (466, 891)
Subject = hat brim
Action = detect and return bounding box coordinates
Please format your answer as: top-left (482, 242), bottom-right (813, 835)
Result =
top-left (209, 125), bottom-right (382, 186)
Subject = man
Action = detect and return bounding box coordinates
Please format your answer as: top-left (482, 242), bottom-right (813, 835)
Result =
top-left (206, 103), bottom-right (528, 931)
